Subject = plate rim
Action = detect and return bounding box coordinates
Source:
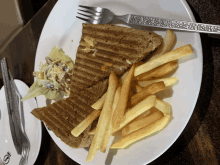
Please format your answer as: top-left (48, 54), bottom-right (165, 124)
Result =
top-left (35, 0), bottom-right (203, 164)
top-left (145, 0), bottom-right (204, 163)
top-left (0, 79), bottom-right (42, 165)
top-left (14, 79), bottom-right (42, 165)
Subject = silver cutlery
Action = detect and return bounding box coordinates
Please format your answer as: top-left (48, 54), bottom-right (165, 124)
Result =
top-left (1, 58), bottom-right (23, 155)
top-left (1, 58), bottom-right (30, 165)
top-left (8, 71), bottom-right (30, 165)
top-left (77, 5), bottom-right (220, 34)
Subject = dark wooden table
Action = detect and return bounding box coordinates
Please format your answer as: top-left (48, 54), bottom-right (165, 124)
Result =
top-left (0, 0), bottom-right (220, 164)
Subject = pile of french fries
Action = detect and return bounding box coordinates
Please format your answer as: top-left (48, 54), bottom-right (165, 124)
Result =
top-left (70, 30), bottom-right (194, 162)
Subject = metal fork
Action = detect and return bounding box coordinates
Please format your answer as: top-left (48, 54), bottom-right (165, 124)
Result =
top-left (77, 5), bottom-right (220, 34)
top-left (8, 71), bottom-right (30, 165)
top-left (19, 144), bottom-right (29, 165)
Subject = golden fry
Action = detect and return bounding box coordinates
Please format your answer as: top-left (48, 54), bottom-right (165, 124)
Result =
top-left (120, 70), bottom-right (129, 84)
top-left (87, 72), bottom-right (118, 162)
top-left (112, 95), bottom-right (156, 134)
top-left (154, 97), bottom-right (171, 116)
top-left (112, 86), bottom-right (122, 113)
top-left (135, 84), bottom-right (143, 93)
top-left (134, 107), bottom-right (154, 121)
top-left (136, 61), bottom-right (178, 80)
top-left (89, 127), bottom-right (96, 135)
top-left (122, 110), bottom-right (163, 137)
top-left (91, 92), bottom-right (107, 110)
top-left (120, 61), bottom-right (143, 84)
top-left (71, 110), bottom-right (101, 137)
top-left (135, 44), bottom-right (194, 76)
top-left (100, 86), bottom-right (121, 152)
top-left (110, 115), bottom-right (170, 149)
top-left (125, 104), bottom-right (151, 119)
top-left (129, 82), bottom-right (166, 107)
top-left (148, 29), bottom-right (177, 61)
top-left (130, 82), bottom-right (143, 95)
top-left (112, 64), bottom-right (135, 131)
top-left (138, 77), bottom-right (178, 87)
top-left (130, 82), bottom-right (136, 96)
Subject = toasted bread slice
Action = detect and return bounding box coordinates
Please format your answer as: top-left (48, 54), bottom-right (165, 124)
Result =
top-left (31, 24), bottom-right (163, 148)
top-left (31, 79), bottom-right (108, 148)
top-left (70, 23), bottom-right (163, 96)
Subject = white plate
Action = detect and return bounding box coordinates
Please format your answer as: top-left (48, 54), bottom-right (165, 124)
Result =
top-left (0, 80), bottom-right (42, 165)
top-left (35, 0), bottom-right (203, 164)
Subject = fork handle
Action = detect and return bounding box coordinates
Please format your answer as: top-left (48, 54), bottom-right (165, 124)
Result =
top-left (117, 14), bottom-right (220, 34)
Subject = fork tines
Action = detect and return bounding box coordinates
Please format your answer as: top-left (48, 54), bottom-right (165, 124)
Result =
top-left (79, 5), bottom-right (103, 12)
top-left (77, 5), bottom-right (102, 23)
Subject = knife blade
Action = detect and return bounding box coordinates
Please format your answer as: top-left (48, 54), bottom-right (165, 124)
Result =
top-left (8, 70), bottom-right (22, 132)
top-left (8, 70), bottom-right (25, 134)
top-left (1, 58), bottom-right (22, 155)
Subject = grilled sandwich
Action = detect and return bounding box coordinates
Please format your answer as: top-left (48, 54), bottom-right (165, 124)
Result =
top-left (70, 23), bottom-right (163, 96)
top-left (31, 23), bottom-right (163, 148)
top-left (31, 79), bottom-right (108, 148)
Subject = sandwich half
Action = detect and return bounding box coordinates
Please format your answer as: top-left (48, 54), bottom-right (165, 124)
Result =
top-left (31, 23), bottom-right (163, 148)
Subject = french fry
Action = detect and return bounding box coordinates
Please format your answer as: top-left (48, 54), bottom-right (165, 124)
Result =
top-left (130, 82), bottom-right (143, 95)
top-left (149, 106), bottom-right (159, 114)
top-left (122, 107), bottom-right (154, 134)
top-left (112, 86), bottom-right (122, 112)
top-left (134, 107), bottom-right (152, 120)
top-left (134, 44), bottom-right (193, 76)
top-left (100, 86), bottom-right (121, 152)
top-left (112, 64), bottom-right (135, 131)
top-left (130, 82), bottom-right (136, 96)
top-left (121, 110), bottom-right (164, 137)
top-left (129, 107), bottom-right (157, 120)
top-left (155, 97), bottom-right (171, 116)
top-left (136, 61), bottom-right (178, 80)
top-left (112, 95), bottom-right (156, 134)
top-left (139, 110), bottom-right (151, 118)
top-left (120, 61), bottom-right (144, 84)
top-left (110, 115), bottom-right (170, 149)
top-left (129, 82), bottom-right (166, 107)
top-left (87, 72), bottom-right (118, 162)
top-left (88, 127), bottom-right (96, 135)
top-left (120, 70), bottom-right (129, 84)
top-left (129, 90), bottom-right (134, 98)
top-left (148, 29), bottom-right (177, 61)
top-left (138, 77), bottom-right (178, 88)
top-left (71, 110), bottom-right (101, 137)
top-left (135, 84), bottom-right (143, 93)
top-left (91, 92), bottom-right (107, 110)
top-left (124, 101), bottom-right (150, 124)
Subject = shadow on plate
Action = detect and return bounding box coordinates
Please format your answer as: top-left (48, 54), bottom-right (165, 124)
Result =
top-left (156, 87), bottom-right (174, 100)
top-left (84, 136), bottom-right (121, 164)
top-left (105, 136), bottom-right (122, 165)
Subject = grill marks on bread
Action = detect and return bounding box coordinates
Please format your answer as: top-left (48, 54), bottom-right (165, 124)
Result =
top-left (70, 23), bottom-right (162, 96)
top-left (31, 79), bottom-right (108, 148)
top-left (31, 24), bottom-right (163, 148)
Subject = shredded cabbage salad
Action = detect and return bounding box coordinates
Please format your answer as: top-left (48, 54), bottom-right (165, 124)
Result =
top-left (22, 46), bottom-right (74, 101)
